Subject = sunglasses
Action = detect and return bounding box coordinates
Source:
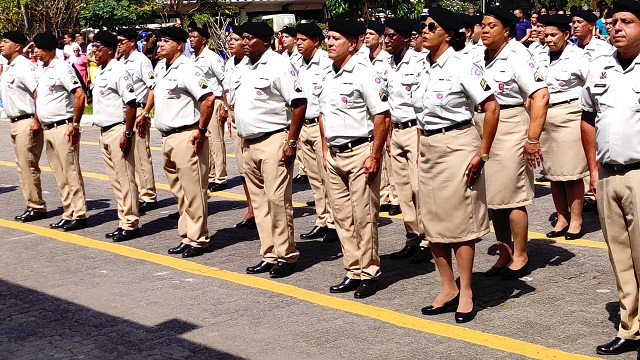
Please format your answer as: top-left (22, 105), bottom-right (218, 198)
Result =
top-left (426, 22), bottom-right (439, 33)
top-left (382, 32), bottom-right (400, 40)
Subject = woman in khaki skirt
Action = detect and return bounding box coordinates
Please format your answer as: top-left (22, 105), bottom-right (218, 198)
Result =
top-left (413, 8), bottom-right (499, 323)
top-left (538, 15), bottom-right (589, 239)
top-left (478, 8), bottom-right (550, 279)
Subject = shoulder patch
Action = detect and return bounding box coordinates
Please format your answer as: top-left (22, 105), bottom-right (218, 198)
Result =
top-left (293, 80), bottom-right (303, 92)
top-left (126, 83), bottom-right (134, 93)
top-left (373, 75), bottom-right (383, 85)
top-left (148, 71), bottom-right (155, 79)
top-left (379, 88), bottom-right (388, 102)
top-left (289, 68), bottom-right (296, 76)
top-left (480, 79), bottom-right (491, 91)
top-left (472, 66), bottom-right (484, 78)
top-left (70, 76), bottom-right (79, 85)
top-left (198, 79), bottom-right (208, 89)
top-left (534, 72), bottom-right (544, 82)
top-left (528, 60), bottom-right (536, 69)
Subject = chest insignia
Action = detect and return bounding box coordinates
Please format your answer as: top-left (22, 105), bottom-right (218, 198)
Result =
top-left (600, 72), bottom-right (607, 79)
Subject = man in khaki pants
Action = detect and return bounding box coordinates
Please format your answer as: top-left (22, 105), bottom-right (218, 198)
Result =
top-left (231, 21), bottom-right (307, 278)
top-left (318, 20), bottom-right (391, 299)
top-left (1, 31), bottom-right (47, 222)
top-left (33, 31), bottom-right (88, 232)
top-left (117, 28), bottom-right (158, 213)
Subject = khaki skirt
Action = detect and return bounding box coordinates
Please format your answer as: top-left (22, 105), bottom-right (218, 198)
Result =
top-left (419, 123), bottom-right (490, 243)
top-left (474, 106), bottom-right (534, 209)
top-left (539, 101), bottom-right (588, 181)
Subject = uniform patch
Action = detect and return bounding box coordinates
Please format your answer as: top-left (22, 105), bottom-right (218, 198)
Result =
top-left (373, 75), bottom-right (383, 85)
top-left (534, 72), bottom-right (544, 82)
top-left (498, 83), bottom-right (505, 91)
top-left (293, 80), bottom-right (302, 92)
top-left (198, 79), bottom-right (208, 89)
top-left (416, 72), bottom-right (422, 78)
top-left (600, 72), bottom-right (607, 79)
top-left (256, 90), bottom-right (264, 96)
top-left (123, 75), bottom-right (130, 81)
top-left (528, 60), bottom-right (536, 68)
top-left (126, 83), bottom-right (134, 93)
top-left (405, 85), bottom-right (411, 91)
top-left (341, 96), bottom-right (347, 103)
top-left (472, 67), bottom-right (483, 78)
top-left (48, 86), bottom-right (54, 92)
top-left (100, 90), bottom-right (105, 95)
top-left (480, 79), bottom-right (491, 91)
top-left (195, 71), bottom-right (202, 76)
top-left (289, 69), bottom-right (296, 76)
top-left (436, 93), bottom-right (443, 99)
top-left (594, 83), bottom-right (606, 88)
top-left (70, 76), bottom-right (79, 84)
top-left (558, 81), bottom-right (565, 87)
top-left (68, 70), bottom-right (73, 74)
top-left (168, 90), bottom-right (173, 95)
top-left (379, 88), bottom-right (388, 102)
top-left (148, 71), bottom-right (155, 79)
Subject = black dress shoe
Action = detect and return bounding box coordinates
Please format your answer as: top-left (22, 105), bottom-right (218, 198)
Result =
top-left (236, 217), bottom-right (256, 229)
top-left (596, 337), bottom-right (640, 355)
top-left (455, 310), bottom-right (476, 323)
top-left (410, 247), bottom-right (432, 264)
top-left (380, 204), bottom-right (391, 212)
top-left (354, 279), bottom-right (378, 298)
top-left (388, 204), bottom-right (402, 216)
top-left (138, 201), bottom-right (159, 213)
top-left (546, 225), bottom-right (569, 238)
top-left (300, 225), bottom-right (328, 239)
top-left (246, 260), bottom-right (276, 274)
top-left (17, 210), bottom-right (46, 222)
top-left (323, 228), bottom-right (340, 243)
top-left (484, 266), bottom-right (507, 277)
top-left (583, 197), bottom-right (597, 212)
top-left (536, 174), bottom-right (549, 182)
top-left (49, 219), bottom-right (71, 229)
top-left (182, 246), bottom-right (207, 258)
top-left (502, 262), bottom-right (529, 280)
top-left (390, 245), bottom-right (419, 259)
top-left (15, 209), bottom-right (30, 220)
top-left (292, 174), bottom-right (308, 184)
top-left (168, 242), bottom-right (191, 254)
top-left (112, 228), bottom-right (140, 242)
top-left (269, 261), bottom-right (296, 278)
top-left (306, 200), bottom-right (316, 207)
top-left (62, 218), bottom-right (88, 231)
top-left (168, 212), bottom-right (180, 220)
top-left (105, 227), bottom-right (123, 238)
top-left (208, 182), bottom-right (229, 192)
top-left (421, 295), bottom-right (459, 315)
top-left (565, 229), bottom-right (584, 240)
top-left (548, 212), bottom-right (558, 223)
top-left (330, 277), bottom-right (361, 293)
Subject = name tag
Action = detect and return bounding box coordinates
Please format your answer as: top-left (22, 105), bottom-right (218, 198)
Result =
top-left (594, 83), bottom-right (607, 88)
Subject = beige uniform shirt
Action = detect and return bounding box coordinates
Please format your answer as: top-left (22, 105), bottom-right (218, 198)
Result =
top-left (545, 44), bottom-right (588, 104)
top-left (580, 53), bottom-right (640, 165)
top-left (412, 47), bottom-right (494, 129)
top-left (120, 50), bottom-right (154, 104)
top-left (230, 49), bottom-right (306, 139)
top-left (92, 59), bottom-right (136, 128)
top-left (192, 47), bottom-right (224, 97)
top-left (1, 55), bottom-right (37, 118)
top-left (222, 55), bottom-right (248, 106)
top-left (152, 55), bottom-right (212, 132)
top-left (580, 37), bottom-right (614, 61)
top-left (386, 50), bottom-right (424, 124)
top-left (35, 58), bottom-right (81, 124)
top-left (529, 41), bottom-right (550, 77)
top-left (291, 49), bottom-right (332, 120)
top-left (460, 41), bottom-right (485, 65)
top-left (317, 55), bottom-right (390, 146)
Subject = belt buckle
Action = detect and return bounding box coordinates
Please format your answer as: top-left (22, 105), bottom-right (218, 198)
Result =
top-left (398, 123), bottom-right (404, 130)
top-left (613, 164), bottom-right (624, 171)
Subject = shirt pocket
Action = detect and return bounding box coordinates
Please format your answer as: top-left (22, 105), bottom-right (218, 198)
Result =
top-left (41, 77), bottom-right (57, 93)
top-left (164, 80), bottom-right (179, 99)
top-left (551, 70), bottom-right (572, 90)
top-left (630, 83), bottom-right (640, 112)
top-left (425, 80), bottom-right (453, 106)
top-left (492, 68), bottom-right (514, 93)
top-left (253, 78), bottom-right (271, 101)
top-left (401, 73), bottom-right (416, 92)
top-left (335, 85), bottom-right (355, 108)
top-left (590, 83), bottom-right (613, 112)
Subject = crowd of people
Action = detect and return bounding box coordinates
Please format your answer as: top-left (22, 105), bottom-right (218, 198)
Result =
top-left (2, 0), bottom-right (640, 355)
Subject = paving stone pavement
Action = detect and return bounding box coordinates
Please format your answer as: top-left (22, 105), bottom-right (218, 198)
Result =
top-left (0, 121), bottom-right (633, 359)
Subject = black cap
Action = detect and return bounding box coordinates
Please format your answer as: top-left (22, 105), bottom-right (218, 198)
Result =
top-left (461, 14), bottom-right (483, 28)
top-left (2, 31), bottom-right (27, 45)
top-left (486, 6), bottom-right (519, 26)
top-left (367, 20), bottom-right (385, 35)
top-left (158, 27), bottom-right (189, 42)
top-left (429, 7), bottom-right (465, 32)
top-left (572, 9), bottom-right (598, 22)
top-left (116, 28), bottom-right (138, 40)
top-left (614, 0), bottom-right (640, 20)
top-left (192, 26), bottom-right (210, 39)
top-left (384, 18), bottom-right (414, 37)
top-left (327, 19), bottom-right (367, 38)
top-left (188, 21), bottom-right (198, 29)
top-left (231, 24), bottom-right (245, 36)
top-left (33, 32), bottom-right (58, 51)
top-left (410, 19), bottom-right (423, 33)
top-left (539, 14), bottom-right (572, 31)
top-left (295, 23), bottom-right (324, 40)
top-left (280, 26), bottom-right (297, 37)
top-left (93, 31), bottom-right (118, 47)
top-left (242, 21), bottom-right (274, 38)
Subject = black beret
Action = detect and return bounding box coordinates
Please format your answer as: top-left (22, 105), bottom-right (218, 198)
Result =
top-left (242, 21), bottom-right (274, 39)
top-left (367, 20), bottom-right (385, 35)
top-left (327, 19), bottom-right (366, 38)
top-left (192, 26), bottom-right (210, 39)
top-left (158, 27), bottom-right (189, 42)
top-left (538, 14), bottom-right (572, 31)
top-left (93, 31), bottom-right (118, 47)
top-left (116, 28), bottom-right (138, 40)
top-left (384, 18), bottom-right (414, 36)
top-left (572, 9), bottom-right (598, 22)
top-left (459, 14), bottom-right (482, 28)
top-left (33, 32), bottom-right (58, 51)
top-left (410, 19), bottom-right (423, 33)
top-left (231, 24), bottom-right (245, 36)
top-left (188, 21), bottom-right (198, 29)
top-left (486, 7), bottom-right (519, 26)
top-left (295, 23), bottom-right (323, 39)
top-left (429, 7), bottom-right (464, 32)
top-left (614, 0), bottom-right (640, 20)
top-left (280, 26), bottom-right (297, 37)
top-left (2, 31), bottom-right (27, 45)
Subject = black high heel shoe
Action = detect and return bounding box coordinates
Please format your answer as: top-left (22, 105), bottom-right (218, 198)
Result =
top-left (502, 261), bottom-right (530, 280)
top-left (455, 310), bottom-right (476, 323)
top-left (484, 266), bottom-right (507, 277)
top-left (565, 229), bottom-right (584, 240)
top-left (421, 295), bottom-right (459, 315)
top-left (546, 225), bottom-right (569, 238)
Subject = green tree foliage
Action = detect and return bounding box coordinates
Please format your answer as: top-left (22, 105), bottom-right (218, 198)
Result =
top-left (437, 0), bottom-right (482, 13)
top-left (326, 0), bottom-right (423, 19)
top-left (81, 0), bottom-right (160, 30)
top-left (0, 0), bottom-right (84, 35)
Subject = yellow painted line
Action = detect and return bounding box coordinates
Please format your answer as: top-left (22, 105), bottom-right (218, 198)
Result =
top-left (0, 219), bottom-right (600, 360)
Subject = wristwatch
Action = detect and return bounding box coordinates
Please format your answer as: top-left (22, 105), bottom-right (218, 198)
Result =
top-left (479, 153), bottom-right (490, 162)
top-left (72, 123), bottom-right (80, 129)
top-left (141, 111), bottom-right (150, 119)
top-left (287, 139), bottom-right (297, 149)
top-left (124, 131), bottom-right (133, 138)
top-left (198, 127), bottom-right (207, 135)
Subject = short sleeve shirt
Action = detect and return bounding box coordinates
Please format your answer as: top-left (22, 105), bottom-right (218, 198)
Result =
top-left (222, 55), bottom-right (248, 105)
top-left (515, 19), bottom-right (532, 41)
top-left (317, 56), bottom-right (390, 146)
top-left (386, 50), bottom-right (424, 124)
top-left (35, 58), bottom-right (81, 124)
top-left (291, 49), bottom-right (334, 120)
top-left (92, 59), bottom-right (136, 127)
top-left (121, 51), bottom-right (155, 104)
top-left (1, 55), bottom-right (37, 118)
top-left (545, 44), bottom-right (588, 104)
top-left (581, 37), bottom-right (614, 61)
top-left (192, 47), bottom-right (225, 97)
top-left (529, 41), bottom-right (550, 77)
top-left (152, 55), bottom-right (212, 132)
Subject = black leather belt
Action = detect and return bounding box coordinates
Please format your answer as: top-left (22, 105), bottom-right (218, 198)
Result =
top-left (393, 120), bottom-right (417, 130)
top-left (549, 99), bottom-right (578, 107)
top-left (44, 118), bottom-right (73, 130)
top-left (101, 122), bottom-right (124, 132)
top-left (245, 127), bottom-right (288, 142)
top-left (136, 102), bottom-right (146, 109)
top-left (329, 136), bottom-right (371, 153)
top-left (475, 103), bottom-right (524, 113)
top-left (10, 114), bottom-right (34, 123)
top-left (161, 122), bottom-right (198, 138)
top-left (304, 117), bottom-right (319, 125)
top-left (601, 162), bottom-right (640, 172)
top-left (420, 120), bottom-right (472, 137)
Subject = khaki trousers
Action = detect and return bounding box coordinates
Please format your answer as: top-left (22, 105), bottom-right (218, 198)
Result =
top-left (297, 152), bottom-right (307, 176)
top-left (134, 108), bottom-right (157, 203)
top-left (300, 123), bottom-right (334, 228)
top-left (597, 166), bottom-right (640, 340)
top-left (380, 149), bottom-right (398, 205)
top-left (229, 117), bottom-right (245, 176)
top-left (44, 124), bottom-right (87, 220)
top-left (390, 126), bottom-right (422, 243)
top-left (11, 118), bottom-right (46, 211)
top-left (100, 124), bottom-right (140, 230)
top-left (207, 98), bottom-right (227, 184)
top-left (243, 131), bottom-right (299, 263)
top-left (327, 143), bottom-right (381, 280)
top-left (162, 130), bottom-right (209, 247)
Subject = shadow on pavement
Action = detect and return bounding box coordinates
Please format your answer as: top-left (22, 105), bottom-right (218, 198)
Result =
top-left (605, 301), bottom-right (621, 332)
top-left (0, 279), bottom-right (245, 359)
top-left (0, 185), bottom-right (17, 194)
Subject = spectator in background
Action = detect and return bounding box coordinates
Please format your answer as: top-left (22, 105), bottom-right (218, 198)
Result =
top-left (75, 33), bottom-right (86, 53)
top-left (596, 7), bottom-right (610, 39)
top-left (72, 43), bottom-right (89, 104)
top-left (528, 12), bottom-right (540, 46)
top-left (539, 5), bottom-right (548, 15)
top-left (142, 32), bottom-right (157, 66)
top-left (62, 33), bottom-right (77, 63)
top-left (514, 9), bottom-right (532, 44)
top-left (549, 5), bottom-right (558, 15)
top-left (137, 32), bottom-right (147, 52)
top-left (467, 6), bottom-right (476, 16)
